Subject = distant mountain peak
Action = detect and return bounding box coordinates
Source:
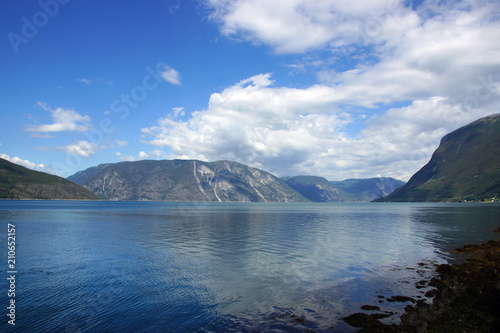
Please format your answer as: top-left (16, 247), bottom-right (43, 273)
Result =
top-left (332, 177), bottom-right (405, 201)
top-left (285, 175), bottom-right (404, 202)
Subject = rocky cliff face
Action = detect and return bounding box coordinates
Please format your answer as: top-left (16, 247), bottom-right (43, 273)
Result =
top-left (70, 159), bottom-right (308, 202)
top-left (67, 163), bottom-right (112, 186)
top-left (380, 113), bottom-right (500, 202)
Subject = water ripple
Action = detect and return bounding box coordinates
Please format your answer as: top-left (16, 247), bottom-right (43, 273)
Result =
top-left (1, 201), bottom-right (499, 332)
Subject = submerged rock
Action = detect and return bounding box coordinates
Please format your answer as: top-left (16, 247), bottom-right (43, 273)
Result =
top-left (361, 305), bottom-right (381, 311)
top-left (343, 313), bottom-right (396, 332)
top-left (386, 296), bottom-right (416, 303)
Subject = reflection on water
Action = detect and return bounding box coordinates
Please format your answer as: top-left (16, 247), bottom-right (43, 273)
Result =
top-left (0, 201), bottom-right (499, 332)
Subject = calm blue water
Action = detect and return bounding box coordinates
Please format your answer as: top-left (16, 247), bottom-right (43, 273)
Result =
top-left (1, 201), bottom-right (499, 332)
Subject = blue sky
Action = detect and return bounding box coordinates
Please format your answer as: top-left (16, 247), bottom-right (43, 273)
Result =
top-left (1, 0), bottom-right (499, 181)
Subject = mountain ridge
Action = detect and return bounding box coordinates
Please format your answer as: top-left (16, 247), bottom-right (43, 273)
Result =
top-left (284, 175), bottom-right (353, 202)
top-left (69, 159), bottom-right (308, 202)
top-left (0, 158), bottom-right (99, 200)
top-left (379, 113), bottom-right (500, 202)
top-left (332, 177), bottom-right (405, 202)
top-left (70, 160), bottom-right (405, 202)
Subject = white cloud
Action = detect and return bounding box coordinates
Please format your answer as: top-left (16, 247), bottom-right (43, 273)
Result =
top-left (159, 66), bottom-right (181, 85)
top-left (171, 107), bottom-right (185, 118)
top-left (26, 102), bottom-right (93, 134)
top-left (207, 0), bottom-right (499, 58)
top-left (141, 72), bottom-right (496, 181)
top-left (207, 0), bottom-right (500, 108)
top-left (139, 151), bottom-right (150, 159)
top-left (340, 97), bottom-right (487, 180)
top-left (60, 141), bottom-right (99, 157)
top-left (206, 0), bottom-right (417, 53)
top-left (138, 1), bottom-right (500, 181)
top-left (0, 153), bottom-right (54, 174)
top-left (115, 139), bottom-right (128, 147)
top-left (315, 11), bottom-right (500, 109)
top-left (77, 78), bottom-right (92, 86)
top-left (29, 133), bottom-right (55, 139)
top-left (116, 149), bottom-right (163, 162)
top-left (116, 152), bottom-right (137, 162)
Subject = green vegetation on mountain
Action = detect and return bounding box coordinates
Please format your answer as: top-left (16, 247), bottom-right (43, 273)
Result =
top-left (380, 113), bottom-right (500, 202)
top-left (69, 159), bottom-right (308, 202)
top-left (0, 158), bottom-right (99, 200)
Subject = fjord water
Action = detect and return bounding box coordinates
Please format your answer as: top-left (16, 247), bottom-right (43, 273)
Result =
top-left (1, 202), bottom-right (499, 332)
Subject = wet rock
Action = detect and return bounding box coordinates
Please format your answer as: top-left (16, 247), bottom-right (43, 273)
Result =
top-left (424, 289), bottom-right (438, 298)
top-left (342, 313), bottom-right (395, 332)
top-left (417, 280), bottom-right (428, 286)
top-left (345, 239), bottom-right (500, 332)
top-left (361, 305), bottom-right (381, 311)
top-left (386, 296), bottom-right (416, 303)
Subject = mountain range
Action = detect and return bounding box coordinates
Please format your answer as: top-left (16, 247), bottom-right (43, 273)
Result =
top-left (283, 176), bottom-right (404, 202)
top-left (0, 158), bottom-right (98, 200)
top-left (4, 113), bottom-right (498, 202)
top-left (380, 113), bottom-right (500, 202)
top-left (283, 175), bottom-right (352, 202)
top-left (332, 177), bottom-right (406, 201)
top-left (68, 159), bottom-right (308, 202)
top-left (68, 160), bottom-right (404, 202)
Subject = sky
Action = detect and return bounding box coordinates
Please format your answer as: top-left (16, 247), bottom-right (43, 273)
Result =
top-left (0, 0), bottom-right (499, 181)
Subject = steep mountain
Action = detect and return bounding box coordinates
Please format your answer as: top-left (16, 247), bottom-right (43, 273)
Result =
top-left (0, 158), bottom-right (99, 200)
top-left (332, 177), bottom-right (405, 202)
top-left (69, 159), bottom-right (308, 202)
top-left (67, 163), bottom-right (112, 185)
top-left (284, 176), bottom-right (354, 202)
top-left (380, 113), bottom-right (500, 202)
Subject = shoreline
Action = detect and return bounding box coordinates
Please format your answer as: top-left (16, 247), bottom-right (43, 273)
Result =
top-left (342, 228), bottom-right (500, 332)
